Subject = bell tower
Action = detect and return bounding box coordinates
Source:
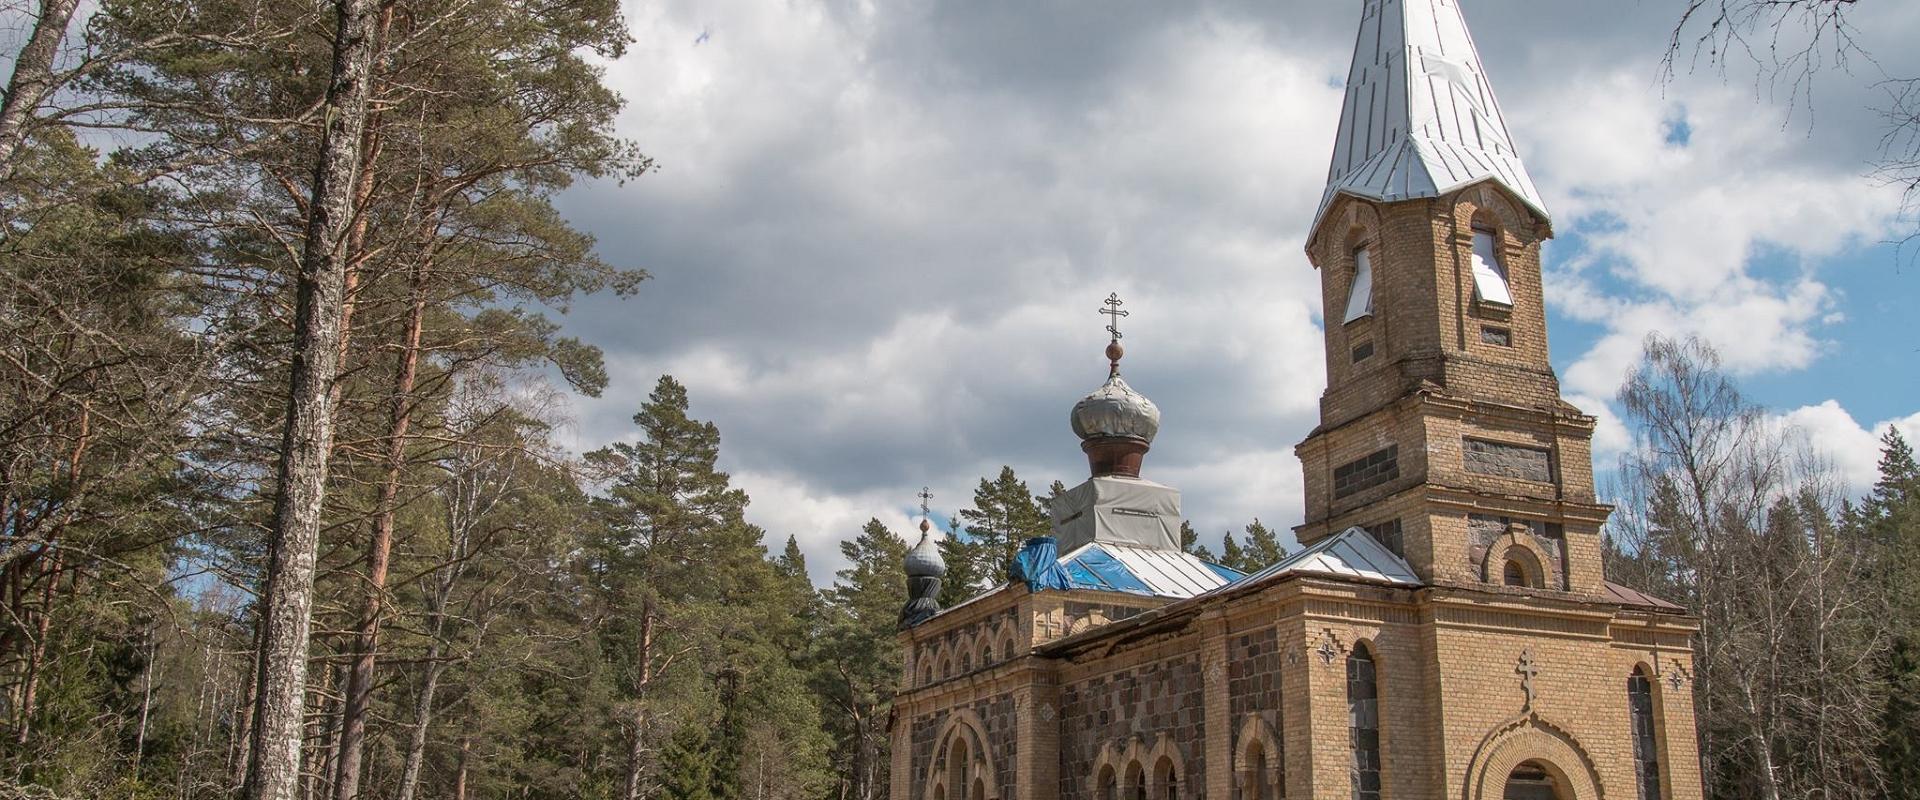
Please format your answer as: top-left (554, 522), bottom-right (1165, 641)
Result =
top-left (1295, 0), bottom-right (1609, 596)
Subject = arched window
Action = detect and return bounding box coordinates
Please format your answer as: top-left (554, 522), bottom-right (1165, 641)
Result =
top-left (1503, 760), bottom-right (1562, 800)
top-left (971, 777), bottom-right (986, 800)
top-left (1629, 666), bottom-right (1663, 800)
top-left (1125, 761), bottom-right (1147, 800)
top-left (1241, 739), bottom-right (1267, 800)
top-left (1469, 226), bottom-right (1512, 305)
top-left (1097, 765), bottom-right (1118, 800)
top-left (948, 736), bottom-right (970, 800)
top-left (1348, 644), bottom-right (1382, 800)
top-left (1345, 246), bottom-right (1375, 323)
top-left (1503, 559), bottom-right (1528, 587)
top-left (1153, 756), bottom-right (1179, 800)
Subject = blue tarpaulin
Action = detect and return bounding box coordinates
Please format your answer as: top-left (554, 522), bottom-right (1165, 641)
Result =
top-left (1009, 537), bottom-right (1073, 592)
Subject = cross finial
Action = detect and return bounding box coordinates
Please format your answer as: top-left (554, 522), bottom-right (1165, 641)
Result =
top-left (1099, 293), bottom-right (1129, 341)
top-left (1099, 293), bottom-right (1130, 376)
top-left (916, 487), bottom-right (934, 534)
top-left (1515, 649), bottom-right (1540, 709)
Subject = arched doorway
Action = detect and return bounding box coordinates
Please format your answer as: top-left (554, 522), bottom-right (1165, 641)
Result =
top-left (1503, 761), bottom-right (1564, 800)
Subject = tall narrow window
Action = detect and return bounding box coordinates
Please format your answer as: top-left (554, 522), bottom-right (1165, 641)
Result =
top-left (1348, 644), bottom-right (1382, 800)
top-left (1098, 766), bottom-right (1118, 800)
top-left (1629, 667), bottom-right (1663, 800)
top-left (1344, 247), bottom-right (1375, 323)
top-left (1127, 762), bottom-right (1147, 800)
top-left (1155, 756), bottom-right (1179, 800)
top-left (1470, 228), bottom-right (1512, 306)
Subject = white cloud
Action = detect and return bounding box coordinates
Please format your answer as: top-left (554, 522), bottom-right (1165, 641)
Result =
top-left (551, 0), bottom-right (1920, 583)
top-left (1778, 402), bottom-right (1920, 496)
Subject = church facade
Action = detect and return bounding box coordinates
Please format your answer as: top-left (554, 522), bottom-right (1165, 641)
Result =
top-left (887, 2), bottom-right (1703, 799)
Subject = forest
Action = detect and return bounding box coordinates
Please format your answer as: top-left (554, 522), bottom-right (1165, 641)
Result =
top-left (0, 0), bottom-right (1916, 799)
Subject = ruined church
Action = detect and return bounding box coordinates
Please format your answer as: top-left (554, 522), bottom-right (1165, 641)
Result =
top-left (887, 2), bottom-right (1702, 799)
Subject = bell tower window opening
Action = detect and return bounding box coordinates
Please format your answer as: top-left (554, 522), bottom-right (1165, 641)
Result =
top-left (1344, 246), bottom-right (1375, 323)
top-left (1503, 558), bottom-right (1528, 587)
top-left (1629, 667), bottom-right (1663, 800)
top-left (1470, 227), bottom-right (1513, 306)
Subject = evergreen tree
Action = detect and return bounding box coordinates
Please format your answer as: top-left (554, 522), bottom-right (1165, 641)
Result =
top-left (1180, 520), bottom-right (1216, 561)
top-left (586, 375), bottom-right (762, 800)
top-left (1237, 518), bottom-right (1287, 571)
top-left (937, 518), bottom-right (984, 609)
top-left (1861, 429), bottom-right (1920, 799)
top-left (959, 467), bottom-right (1051, 586)
top-left (817, 519), bottom-right (909, 800)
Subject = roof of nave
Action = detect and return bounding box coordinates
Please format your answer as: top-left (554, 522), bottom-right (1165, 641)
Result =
top-left (1059, 541), bottom-right (1243, 599)
top-left (1235, 525), bottom-right (1422, 588)
top-left (1313, 0), bottom-right (1548, 237)
top-left (1602, 580), bottom-right (1686, 612)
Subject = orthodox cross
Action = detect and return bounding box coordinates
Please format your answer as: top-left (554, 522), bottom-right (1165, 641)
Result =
top-left (918, 486), bottom-right (934, 518)
top-left (1100, 292), bottom-right (1129, 341)
top-left (1515, 650), bottom-right (1540, 709)
top-left (1667, 663), bottom-right (1687, 692)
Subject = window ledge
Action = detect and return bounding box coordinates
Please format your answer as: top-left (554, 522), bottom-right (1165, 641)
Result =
top-left (1471, 301), bottom-right (1512, 321)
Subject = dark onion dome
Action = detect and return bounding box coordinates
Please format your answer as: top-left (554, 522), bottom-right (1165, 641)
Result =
top-left (904, 518), bottom-right (946, 577)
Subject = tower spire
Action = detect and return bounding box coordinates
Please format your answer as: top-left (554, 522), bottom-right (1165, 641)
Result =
top-left (1312, 0), bottom-right (1547, 239)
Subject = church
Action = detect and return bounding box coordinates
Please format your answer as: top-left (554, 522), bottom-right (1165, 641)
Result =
top-left (887, 2), bottom-right (1703, 799)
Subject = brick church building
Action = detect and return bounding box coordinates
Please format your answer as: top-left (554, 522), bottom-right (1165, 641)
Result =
top-left (887, 2), bottom-right (1704, 798)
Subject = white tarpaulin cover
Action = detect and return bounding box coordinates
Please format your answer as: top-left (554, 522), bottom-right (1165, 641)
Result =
top-left (1050, 475), bottom-right (1183, 555)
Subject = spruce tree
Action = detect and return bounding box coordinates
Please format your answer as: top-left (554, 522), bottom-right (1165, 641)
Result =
top-left (1864, 429), bottom-right (1920, 799)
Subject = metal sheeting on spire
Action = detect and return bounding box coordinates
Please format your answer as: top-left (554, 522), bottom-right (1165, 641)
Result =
top-left (1313, 0), bottom-right (1548, 234)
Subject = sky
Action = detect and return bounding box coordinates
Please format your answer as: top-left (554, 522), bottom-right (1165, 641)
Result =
top-left (549, 0), bottom-right (1920, 586)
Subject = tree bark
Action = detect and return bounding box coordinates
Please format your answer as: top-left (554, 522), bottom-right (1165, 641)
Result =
top-left (0, 0), bottom-right (81, 176)
top-left (241, 1), bottom-right (380, 798)
top-left (453, 734), bottom-right (471, 800)
top-left (623, 602), bottom-right (656, 800)
top-left (331, 251), bottom-right (429, 800)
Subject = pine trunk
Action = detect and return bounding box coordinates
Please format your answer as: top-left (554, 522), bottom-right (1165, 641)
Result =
top-left (241, 0), bottom-right (380, 797)
top-left (623, 603), bottom-right (656, 800)
top-left (332, 257), bottom-right (429, 800)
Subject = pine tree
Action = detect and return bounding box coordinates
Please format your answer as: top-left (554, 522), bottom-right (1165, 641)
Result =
top-left (959, 467), bottom-right (1051, 586)
top-left (586, 375), bottom-right (760, 800)
top-left (817, 519), bottom-right (909, 800)
top-left (1180, 520), bottom-right (1216, 561)
top-left (1238, 519), bottom-right (1287, 571)
top-left (937, 517), bottom-right (984, 609)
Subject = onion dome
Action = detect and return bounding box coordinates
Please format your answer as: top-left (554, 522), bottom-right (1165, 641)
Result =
top-left (1071, 299), bottom-right (1160, 478)
top-left (899, 517), bottom-right (945, 628)
top-left (904, 518), bottom-right (946, 578)
top-left (1070, 368), bottom-right (1161, 445)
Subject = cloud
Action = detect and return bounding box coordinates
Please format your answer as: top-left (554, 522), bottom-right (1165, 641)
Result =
top-left (1779, 402), bottom-right (1920, 496)
top-left (547, 0), bottom-right (1920, 582)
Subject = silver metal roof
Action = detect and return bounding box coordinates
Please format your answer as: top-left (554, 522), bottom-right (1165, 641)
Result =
top-left (1059, 541), bottom-right (1243, 599)
top-left (1314, 0), bottom-right (1548, 234)
top-left (1240, 526), bottom-right (1422, 587)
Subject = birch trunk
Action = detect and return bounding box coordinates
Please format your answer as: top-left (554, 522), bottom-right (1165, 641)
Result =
top-left (242, 0), bottom-right (380, 797)
top-left (0, 0), bottom-right (81, 175)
